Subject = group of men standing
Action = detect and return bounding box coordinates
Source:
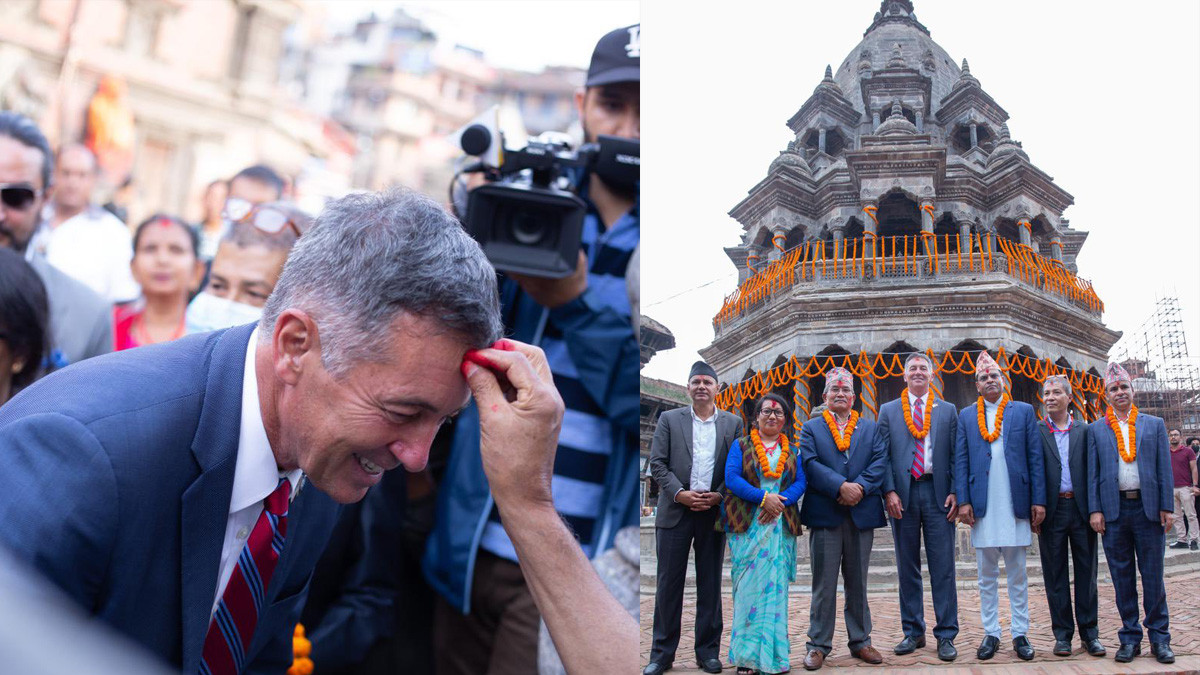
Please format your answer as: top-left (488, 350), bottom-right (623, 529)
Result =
top-left (644, 352), bottom-right (1181, 673)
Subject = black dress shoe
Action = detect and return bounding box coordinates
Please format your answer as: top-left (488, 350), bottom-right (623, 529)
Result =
top-left (1114, 643), bottom-right (1140, 663)
top-left (1151, 642), bottom-right (1175, 664)
top-left (1053, 639), bottom-right (1072, 656)
top-left (1169, 541), bottom-right (1189, 549)
top-left (937, 638), bottom-right (957, 661)
top-left (977, 635), bottom-right (1000, 660)
top-left (1084, 638), bottom-right (1106, 657)
top-left (894, 635), bottom-right (925, 655)
top-left (699, 656), bottom-right (723, 674)
top-left (643, 661), bottom-right (672, 675)
top-left (1013, 636), bottom-right (1034, 661)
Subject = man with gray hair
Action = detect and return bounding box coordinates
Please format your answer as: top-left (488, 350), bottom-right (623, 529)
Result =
top-left (873, 352), bottom-right (960, 661)
top-left (1036, 374), bottom-right (1103, 658)
top-left (0, 189), bottom-right (637, 674)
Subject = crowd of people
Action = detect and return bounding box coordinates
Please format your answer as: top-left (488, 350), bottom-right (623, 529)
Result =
top-left (646, 354), bottom-right (1182, 674)
top-left (0, 22), bottom-right (640, 675)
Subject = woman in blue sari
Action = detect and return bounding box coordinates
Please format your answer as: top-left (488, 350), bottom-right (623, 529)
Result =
top-left (721, 393), bottom-right (806, 674)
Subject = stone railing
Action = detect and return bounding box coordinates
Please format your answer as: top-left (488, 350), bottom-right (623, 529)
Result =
top-left (713, 233), bottom-right (1103, 329)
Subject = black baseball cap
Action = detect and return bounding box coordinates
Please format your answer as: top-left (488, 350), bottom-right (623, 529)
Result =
top-left (586, 24), bottom-right (640, 87)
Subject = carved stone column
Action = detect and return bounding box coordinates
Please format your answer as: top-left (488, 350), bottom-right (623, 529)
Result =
top-left (792, 366), bottom-right (812, 427)
top-left (859, 369), bottom-right (879, 421)
top-left (1050, 235), bottom-right (1064, 262)
top-left (862, 201), bottom-right (879, 276)
top-left (1017, 217), bottom-right (1032, 247)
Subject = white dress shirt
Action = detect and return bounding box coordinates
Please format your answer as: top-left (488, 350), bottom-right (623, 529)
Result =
top-left (907, 390), bottom-right (934, 473)
top-left (211, 327), bottom-right (303, 616)
top-left (35, 206), bottom-right (140, 303)
top-left (688, 407), bottom-right (718, 492)
top-left (1115, 418), bottom-right (1140, 490)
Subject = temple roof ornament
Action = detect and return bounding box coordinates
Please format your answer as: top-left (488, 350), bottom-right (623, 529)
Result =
top-left (887, 42), bottom-right (907, 69)
top-left (865, 0), bottom-right (930, 37)
top-left (953, 58), bottom-right (980, 90)
top-left (988, 122), bottom-right (1029, 165)
top-left (874, 99), bottom-right (918, 136)
top-left (813, 64), bottom-right (844, 96)
top-left (769, 139), bottom-right (813, 175)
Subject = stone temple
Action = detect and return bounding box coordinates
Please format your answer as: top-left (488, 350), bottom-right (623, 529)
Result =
top-left (700, 0), bottom-right (1121, 426)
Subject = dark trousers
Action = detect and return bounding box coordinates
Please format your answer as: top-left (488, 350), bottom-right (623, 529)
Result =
top-left (433, 551), bottom-right (540, 675)
top-left (807, 516), bottom-right (875, 655)
top-left (1036, 498), bottom-right (1099, 643)
top-left (890, 477), bottom-right (959, 641)
top-left (1101, 497), bottom-right (1169, 645)
top-left (650, 507), bottom-right (724, 664)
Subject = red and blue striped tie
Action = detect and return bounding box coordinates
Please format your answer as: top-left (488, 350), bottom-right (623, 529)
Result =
top-left (200, 478), bottom-right (291, 675)
top-left (910, 397), bottom-right (925, 479)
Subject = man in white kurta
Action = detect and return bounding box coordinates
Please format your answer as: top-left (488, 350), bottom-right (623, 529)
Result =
top-left (954, 352), bottom-right (1045, 661)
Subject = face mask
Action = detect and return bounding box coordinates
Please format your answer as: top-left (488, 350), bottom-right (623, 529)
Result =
top-left (185, 291), bottom-right (264, 335)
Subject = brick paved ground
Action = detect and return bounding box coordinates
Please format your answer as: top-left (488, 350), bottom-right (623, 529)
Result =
top-left (640, 569), bottom-right (1200, 674)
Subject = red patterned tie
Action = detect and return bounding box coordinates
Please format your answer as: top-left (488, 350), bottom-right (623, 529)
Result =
top-left (910, 397), bottom-right (925, 479)
top-left (200, 478), bottom-right (291, 675)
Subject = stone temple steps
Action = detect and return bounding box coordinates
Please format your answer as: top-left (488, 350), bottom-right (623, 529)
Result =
top-left (639, 518), bottom-right (1200, 595)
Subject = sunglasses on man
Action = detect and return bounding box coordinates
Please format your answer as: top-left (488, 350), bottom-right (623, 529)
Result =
top-left (0, 183), bottom-right (39, 210)
top-left (223, 198), bottom-right (305, 237)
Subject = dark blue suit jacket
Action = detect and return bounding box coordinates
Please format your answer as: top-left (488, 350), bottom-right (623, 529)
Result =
top-left (1087, 412), bottom-right (1173, 523)
top-left (0, 324), bottom-right (340, 674)
top-left (954, 399), bottom-right (1045, 519)
top-left (876, 396), bottom-right (958, 511)
top-left (798, 415), bottom-right (887, 530)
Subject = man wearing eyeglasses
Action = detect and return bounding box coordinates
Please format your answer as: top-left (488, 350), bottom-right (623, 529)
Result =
top-left (0, 112), bottom-right (112, 369)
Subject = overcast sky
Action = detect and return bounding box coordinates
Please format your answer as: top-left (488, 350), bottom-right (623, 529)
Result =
top-left (640, 0), bottom-right (1200, 385)
top-left (320, 1), bottom-right (639, 71)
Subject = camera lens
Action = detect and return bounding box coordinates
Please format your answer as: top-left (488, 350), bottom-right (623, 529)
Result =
top-left (509, 212), bottom-right (545, 245)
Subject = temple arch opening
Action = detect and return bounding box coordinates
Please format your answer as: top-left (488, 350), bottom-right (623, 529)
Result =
top-left (1010, 345), bottom-right (1041, 408)
top-left (878, 340), bottom-right (918, 404)
top-left (943, 339), bottom-right (987, 408)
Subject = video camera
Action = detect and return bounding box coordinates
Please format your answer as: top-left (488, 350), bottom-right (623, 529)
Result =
top-left (457, 123), bottom-right (639, 279)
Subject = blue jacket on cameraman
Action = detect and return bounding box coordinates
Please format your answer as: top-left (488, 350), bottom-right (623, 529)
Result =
top-left (422, 169), bottom-right (641, 614)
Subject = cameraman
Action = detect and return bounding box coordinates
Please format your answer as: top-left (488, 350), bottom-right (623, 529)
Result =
top-left (423, 24), bottom-right (640, 674)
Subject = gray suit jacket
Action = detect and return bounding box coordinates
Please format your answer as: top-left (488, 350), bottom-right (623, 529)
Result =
top-left (30, 255), bottom-right (113, 366)
top-left (876, 395), bottom-right (958, 511)
top-left (648, 406), bottom-right (744, 529)
top-left (1040, 417), bottom-right (1090, 521)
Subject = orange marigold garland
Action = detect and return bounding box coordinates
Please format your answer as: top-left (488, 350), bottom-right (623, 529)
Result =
top-left (822, 409), bottom-right (860, 452)
top-left (1106, 405), bottom-right (1139, 463)
top-left (900, 388), bottom-right (932, 440)
top-left (289, 623), bottom-right (313, 675)
top-left (750, 428), bottom-right (790, 479)
top-left (975, 393), bottom-right (1009, 443)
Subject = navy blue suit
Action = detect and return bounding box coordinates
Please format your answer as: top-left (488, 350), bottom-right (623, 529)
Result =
top-left (1087, 412), bottom-right (1173, 646)
top-left (799, 416), bottom-right (887, 530)
top-left (874, 395), bottom-right (959, 641)
top-left (954, 400), bottom-right (1046, 519)
top-left (0, 324), bottom-right (340, 673)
